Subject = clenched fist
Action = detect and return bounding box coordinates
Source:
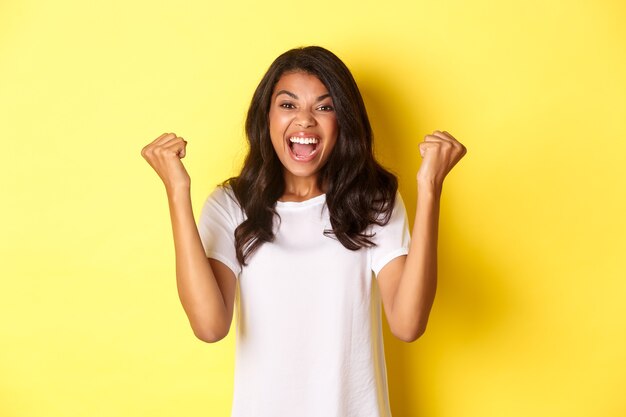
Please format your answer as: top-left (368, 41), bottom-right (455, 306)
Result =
top-left (417, 130), bottom-right (467, 189)
top-left (141, 132), bottom-right (190, 192)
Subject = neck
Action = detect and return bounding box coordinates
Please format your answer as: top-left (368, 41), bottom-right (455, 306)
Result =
top-left (280, 171), bottom-right (324, 202)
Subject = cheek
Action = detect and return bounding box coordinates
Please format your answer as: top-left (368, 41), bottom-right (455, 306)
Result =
top-left (269, 132), bottom-right (284, 152)
top-left (268, 111), bottom-right (282, 141)
top-left (268, 121), bottom-right (285, 152)
top-left (268, 109), bottom-right (277, 132)
top-left (269, 109), bottom-right (290, 128)
top-left (327, 119), bottom-right (339, 145)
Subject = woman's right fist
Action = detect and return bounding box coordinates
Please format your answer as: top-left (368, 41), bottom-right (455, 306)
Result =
top-left (141, 132), bottom-right (190, 192)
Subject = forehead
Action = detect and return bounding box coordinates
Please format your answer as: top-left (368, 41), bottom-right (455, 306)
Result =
top-left (272, 71), bottom-right (329, 96)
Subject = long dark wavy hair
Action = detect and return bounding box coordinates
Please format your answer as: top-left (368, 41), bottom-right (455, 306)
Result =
top-left (225, 46), bottom-right (398, 265)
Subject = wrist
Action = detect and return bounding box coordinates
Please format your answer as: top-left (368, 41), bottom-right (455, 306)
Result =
top-left (166, 184), bottom-right (191, 202)
top-left (416, 179), bottom-right (442, 196)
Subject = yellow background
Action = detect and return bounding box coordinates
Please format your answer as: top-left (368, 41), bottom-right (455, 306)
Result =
top-left (1, 0), bottom-right (625, 416)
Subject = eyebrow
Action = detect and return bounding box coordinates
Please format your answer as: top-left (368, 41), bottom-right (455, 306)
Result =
top-left (274, 90), bottom-right (331, 102)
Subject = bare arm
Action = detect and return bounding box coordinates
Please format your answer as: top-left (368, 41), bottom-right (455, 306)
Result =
top-left (378, 130), bottom-right (466, 342)
top-left (142, 132), bottom-right (236, 343)
top-left (377, 185), bottom-right (440, 342)
top-left (168, 187), bottom-right (236, 343)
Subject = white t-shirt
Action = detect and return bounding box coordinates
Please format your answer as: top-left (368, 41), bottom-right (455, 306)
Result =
top-left (198, 185), bottom-right (411, 417)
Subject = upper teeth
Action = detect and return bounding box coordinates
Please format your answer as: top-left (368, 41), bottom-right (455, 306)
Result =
top-left (289, 137), bottom-right (319, 144)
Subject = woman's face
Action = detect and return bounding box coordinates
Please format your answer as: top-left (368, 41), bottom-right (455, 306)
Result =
top-left (268, 71), bottom-right (338, 183)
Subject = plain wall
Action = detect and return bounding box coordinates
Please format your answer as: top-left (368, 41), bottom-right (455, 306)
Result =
top-left (1, 0), bottom-right (625, 416)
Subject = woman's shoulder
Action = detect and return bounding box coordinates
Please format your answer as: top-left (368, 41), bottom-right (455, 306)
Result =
top-left (207, 182), bottom-right (235, 200)
top-left (203, 182), bottom-right (243, 216)
top-left (370, 189), bottom-right (405, 220)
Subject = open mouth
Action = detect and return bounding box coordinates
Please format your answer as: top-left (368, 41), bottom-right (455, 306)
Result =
top-left (287, 136), bottom-right (320, 161)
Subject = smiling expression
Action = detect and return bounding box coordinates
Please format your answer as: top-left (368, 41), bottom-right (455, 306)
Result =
top-left (268, 71), bottom-right (338, 184)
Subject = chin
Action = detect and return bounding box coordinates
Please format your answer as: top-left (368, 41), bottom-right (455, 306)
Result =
top-left (283, 164), bottom-right (321, 179)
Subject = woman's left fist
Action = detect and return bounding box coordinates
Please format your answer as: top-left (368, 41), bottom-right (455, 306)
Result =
top-left (417, 130), bottom-right (467, 188)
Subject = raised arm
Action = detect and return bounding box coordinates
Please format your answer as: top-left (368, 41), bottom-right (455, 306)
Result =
top-left (377, 130), bottom-right (466, 342)
top-left (141, 132), bottom-right (236, 343)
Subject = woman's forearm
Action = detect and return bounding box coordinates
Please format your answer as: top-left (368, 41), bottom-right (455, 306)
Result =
top-left (393, 182), bottom-right (441, 340)
top-left (167, 186), bottom-right (231, 342)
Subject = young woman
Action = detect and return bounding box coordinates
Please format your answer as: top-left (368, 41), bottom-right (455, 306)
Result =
top-left (141, 46), bottom-right (466, 417)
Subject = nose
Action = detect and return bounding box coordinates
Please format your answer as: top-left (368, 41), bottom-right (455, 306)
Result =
top-left (295, 108), bottom-right (316, 128)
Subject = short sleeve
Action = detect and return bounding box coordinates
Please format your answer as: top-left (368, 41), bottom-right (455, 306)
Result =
top-left (197, 185), bottom-right (243, 278)
top-left (369, 192), bottom-right (411, 277)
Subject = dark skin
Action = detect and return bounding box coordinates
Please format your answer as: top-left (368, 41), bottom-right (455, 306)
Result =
top-left (140, 72), bottom-right (466, 343)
